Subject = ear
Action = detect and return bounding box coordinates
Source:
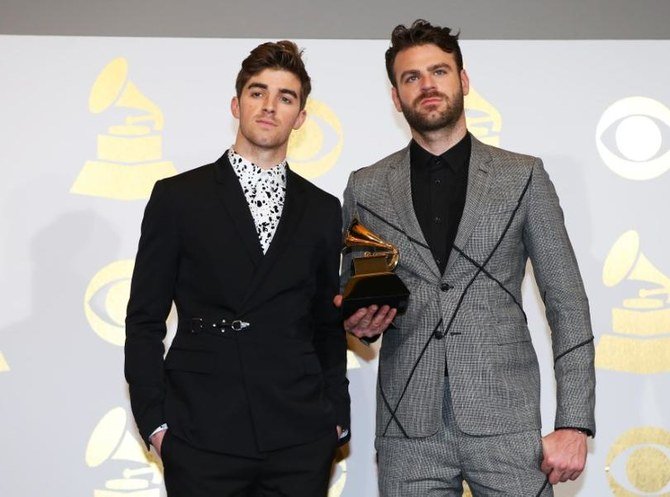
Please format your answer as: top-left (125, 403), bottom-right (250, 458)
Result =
top-left (292, 108), bottom-right (307, 130)
top-left (391, 86), bottom-right (403, 113)
top-left (231, 96), bottom-right (240, 119)
top-left (460, 69), bottom-right (470, 97)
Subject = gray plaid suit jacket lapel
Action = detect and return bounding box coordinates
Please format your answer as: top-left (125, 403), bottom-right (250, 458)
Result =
top-left (384, 136), bottom-right (493, 281)
top-left (386, 148), bottom-right (440, 281)
top-left (445, 137), bottom-right (493, 277)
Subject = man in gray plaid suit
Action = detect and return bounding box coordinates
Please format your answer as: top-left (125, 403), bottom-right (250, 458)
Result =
top-left (335, 20), bottom-right (595, 496)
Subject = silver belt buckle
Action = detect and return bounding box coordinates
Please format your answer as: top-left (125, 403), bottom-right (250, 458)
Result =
top-left (231, 320), bottom-right (250, 331)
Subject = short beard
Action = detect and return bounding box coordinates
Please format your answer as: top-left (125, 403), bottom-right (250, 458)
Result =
top-left (399, 90), bottom-right (464, 133)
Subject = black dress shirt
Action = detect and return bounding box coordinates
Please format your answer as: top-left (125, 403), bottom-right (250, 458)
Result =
top-left (410, 133), bottom-right (471, 274)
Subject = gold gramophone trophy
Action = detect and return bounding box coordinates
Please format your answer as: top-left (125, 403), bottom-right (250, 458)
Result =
top-left (341, 219), bottom-right (410, 319)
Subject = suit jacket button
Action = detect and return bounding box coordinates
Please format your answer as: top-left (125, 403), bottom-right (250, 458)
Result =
top-left (440, 283), bottom-right (452, 292)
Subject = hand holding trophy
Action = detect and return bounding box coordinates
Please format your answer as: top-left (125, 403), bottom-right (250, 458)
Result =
top-left (341, 219), bottom-right (410, 320)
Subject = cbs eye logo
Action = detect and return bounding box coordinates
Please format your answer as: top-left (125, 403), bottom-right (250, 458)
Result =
top-left (606, 426), bottom-right (670, 496)
top-left (287, 98), bottom-right (343, 180)
top-left (84, 260), bottom-right (134, 346)
top-left (596, 96), bottom-right (670, 181)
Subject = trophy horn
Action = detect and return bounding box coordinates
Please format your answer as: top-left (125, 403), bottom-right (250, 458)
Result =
top-left (344, 219), bottom-right (399, 270)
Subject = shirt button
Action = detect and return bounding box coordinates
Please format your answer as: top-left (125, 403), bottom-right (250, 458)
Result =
top-left (433, 216), bottom-right (442, 224)
top-left (440, 283), bottom-right (452, 292)
top-left (434, 178), bottom-right (441, 185)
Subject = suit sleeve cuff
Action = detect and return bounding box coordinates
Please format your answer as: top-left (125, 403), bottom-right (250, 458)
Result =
top-left (149, 423), bottom-right (168, 445)
top-left (556, 426), bottom-right (593, 438)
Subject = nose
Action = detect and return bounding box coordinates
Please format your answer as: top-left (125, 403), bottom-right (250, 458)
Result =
top-left (420, 73), bottom-right (435, 91)
top-left (262, 95), bottom-right (276, 114)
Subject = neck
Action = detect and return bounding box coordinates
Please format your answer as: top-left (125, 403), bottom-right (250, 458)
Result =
top-left (410, 119), bottom-right (468, 156)
top-left (232, 139), bottom-right (287, 170)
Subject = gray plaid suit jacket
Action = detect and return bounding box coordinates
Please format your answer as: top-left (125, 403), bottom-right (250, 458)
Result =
top-left (341, 136), bottom-right (596, 439)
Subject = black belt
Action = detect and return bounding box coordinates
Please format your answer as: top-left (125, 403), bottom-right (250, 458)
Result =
top-left (189, 317), bottom-right (251, 334)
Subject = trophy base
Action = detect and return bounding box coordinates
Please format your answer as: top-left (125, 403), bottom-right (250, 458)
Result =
top-left (342, 273), bottom-right (409, 320)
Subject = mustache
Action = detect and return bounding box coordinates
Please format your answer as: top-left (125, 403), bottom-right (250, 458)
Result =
top-left (413, 90), bottom-right (447, 107)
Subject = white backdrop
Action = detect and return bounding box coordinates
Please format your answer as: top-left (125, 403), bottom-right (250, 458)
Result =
top-left (1, 36), bottom-right (669, 496)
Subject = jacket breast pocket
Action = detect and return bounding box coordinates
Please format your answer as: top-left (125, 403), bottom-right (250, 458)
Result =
top-left (480, 197), bottom-right (517, 215)
top-left (164, 348), bottom-right (216, 374)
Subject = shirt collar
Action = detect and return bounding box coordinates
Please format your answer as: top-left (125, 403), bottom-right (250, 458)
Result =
top-left (227, 148), bottom-right (287, 186)
top-left (410, 133), bottom-right (471, 174)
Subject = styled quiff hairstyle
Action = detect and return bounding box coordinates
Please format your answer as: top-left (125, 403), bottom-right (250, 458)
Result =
top-left (235, 40), bottom-right (311, 110)
top-left (385, 20), bottom-right (463, 87)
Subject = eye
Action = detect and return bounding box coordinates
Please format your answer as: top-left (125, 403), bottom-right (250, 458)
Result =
top-left (434, 68), bottom-right (447, 76)
top-left (404, 74), bottom-right (419, 83)
top-left (250, 91), bottom-right (263, 98)
top-left (84, 260), bottom-right (135, 346)
top-left (281, 95), bottom-right (294, 104)
top-left (596, 96), bottom-right (670, 180)
top-left (605, 426), bottom-right (670, 495)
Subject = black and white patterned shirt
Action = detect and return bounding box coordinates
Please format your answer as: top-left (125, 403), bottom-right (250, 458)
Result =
top-left (228, 148), bottom-right (287, 254)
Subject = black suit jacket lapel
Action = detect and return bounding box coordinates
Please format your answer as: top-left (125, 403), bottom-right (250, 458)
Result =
top-left (213, 153), bottom-right (264, 267)
top-left (239, 167), bottom-right (307, 312)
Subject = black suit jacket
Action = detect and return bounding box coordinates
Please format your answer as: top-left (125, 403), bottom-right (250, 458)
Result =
top-left (125, 153), bottom-right (350, 457)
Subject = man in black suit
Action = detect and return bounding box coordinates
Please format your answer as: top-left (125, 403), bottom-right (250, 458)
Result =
top-left (125, 40), bottom-right (350, 497)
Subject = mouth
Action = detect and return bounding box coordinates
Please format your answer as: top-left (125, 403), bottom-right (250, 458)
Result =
top-left (256, 119), bottom-right (278, 127)
top-left (420, 96), bottom-right (443, 106)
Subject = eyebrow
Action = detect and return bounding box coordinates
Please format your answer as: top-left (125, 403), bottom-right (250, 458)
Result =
top-left (247, 82), bottom-right (298, 100)
top-left (428, 63), bottom-right (451, 72)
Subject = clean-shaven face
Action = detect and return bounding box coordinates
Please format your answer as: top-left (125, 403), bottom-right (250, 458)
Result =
top-left (391, 43), bottom-right (469, 133)
top-left (232, 68), bottom-right (306, 153)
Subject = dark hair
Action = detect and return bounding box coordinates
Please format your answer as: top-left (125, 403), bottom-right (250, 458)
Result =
top-left (235, 40), bottom-right (311, 109)
top-left (385, 20), bottom-right (463, 87)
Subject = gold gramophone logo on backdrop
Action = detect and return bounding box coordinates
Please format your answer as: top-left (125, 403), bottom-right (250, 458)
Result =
top-left (605, 426), bottom-right (670, 496)
top-left (86, 407), bottom-right (163, 497)
top-left (85, 259), bottom-right (134, 347)
top-left (595, 230), bottom-right (670, 373)
top-left (287, 98), bottom-right (343, 179)
top-left (71, 57), bottom-right (177, 200)
top-left (465, 86), bottom-right (502, 146)
top-left (596, 96), bottom-right (670, 181)
top-left (0, 351), bottom-right (9, 372)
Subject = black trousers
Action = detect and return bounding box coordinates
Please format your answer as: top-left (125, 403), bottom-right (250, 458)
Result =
top-left (162, 430), bottom-right (338, 497)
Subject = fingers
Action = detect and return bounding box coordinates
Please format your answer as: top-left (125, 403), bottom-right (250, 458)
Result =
top-left (540, 433), bottom-right (586, 484)
top-left (344, 305), bottom-right (397, 338)
top-left (150, 431), bottom-right (166, 458)
top-left (548, 468), bottom-right (582, 484)
top-left (349, 305), bottom-right (377, 336)
top-left (381, 308), bottom-right (397, 330)
top-left (333, 295), bottom-right (343, 308)
top-left (344, 307), bottom-right (373, 332)
top-left (541, 450), bottom-right (585, 484)
top-left (540, 456), bottom-right (552, 476)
